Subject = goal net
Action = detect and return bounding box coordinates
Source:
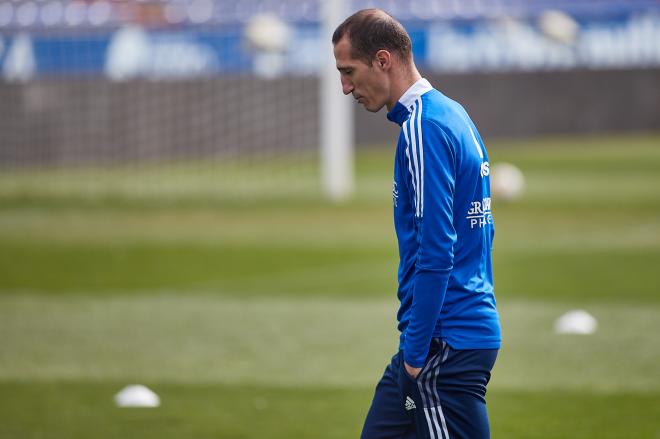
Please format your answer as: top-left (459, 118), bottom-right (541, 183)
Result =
top-left (0, 1), bottom-right (343, 202)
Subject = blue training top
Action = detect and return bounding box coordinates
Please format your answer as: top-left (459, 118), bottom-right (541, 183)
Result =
top-left (387, 78), bottom-right (501, 368)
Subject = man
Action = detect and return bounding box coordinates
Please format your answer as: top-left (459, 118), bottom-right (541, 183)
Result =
top-left (332, 9), bottom-right (501, 439)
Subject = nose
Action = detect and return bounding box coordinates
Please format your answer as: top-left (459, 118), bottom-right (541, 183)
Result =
top-left (341, 76), bottom-right (354, 95)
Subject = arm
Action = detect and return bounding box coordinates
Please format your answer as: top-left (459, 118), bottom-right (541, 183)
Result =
top-left (402, 118), bottom-right (457, 369)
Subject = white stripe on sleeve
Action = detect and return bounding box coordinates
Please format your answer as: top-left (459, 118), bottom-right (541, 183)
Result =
top-left (402, 120), bottom-right (417, 209)
top-left (409, 101), bottom-right (421, 217)
top-left (415, 97), bottom-right (425, 217)
top-left (468, 124), bottom-right (484, 159)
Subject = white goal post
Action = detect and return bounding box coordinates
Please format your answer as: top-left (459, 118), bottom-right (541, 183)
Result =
top-left (320, 0), bottom-right (355, 201)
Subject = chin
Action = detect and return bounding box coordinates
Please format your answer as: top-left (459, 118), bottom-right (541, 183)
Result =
top-left (365, 103), bottom-right (385, 113)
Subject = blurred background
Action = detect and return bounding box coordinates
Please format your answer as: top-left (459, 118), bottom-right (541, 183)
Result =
top-left (1, 1), bottom-right (659, 438)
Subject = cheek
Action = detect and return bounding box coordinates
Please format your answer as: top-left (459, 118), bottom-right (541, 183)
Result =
top-left (351, 75), bottom-right (362, 90)
top-left (362, 76), bottom-right (384, 97)
top-left (375, 79), bottom-right (389, 98)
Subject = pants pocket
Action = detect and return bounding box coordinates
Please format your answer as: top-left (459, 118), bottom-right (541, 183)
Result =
top-left (397, 353), bottom-right (419, 402)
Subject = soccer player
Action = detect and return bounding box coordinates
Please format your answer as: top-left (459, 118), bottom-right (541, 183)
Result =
top-left (332, 9), bottom-right (501, 439)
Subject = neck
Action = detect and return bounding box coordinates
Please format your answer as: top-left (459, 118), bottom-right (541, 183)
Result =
top-left (386, 65), bottom-right (422, 111)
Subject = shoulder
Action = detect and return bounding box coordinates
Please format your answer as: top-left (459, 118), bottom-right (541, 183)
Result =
top-left (419, 91), bottom-right (475, 143)
top-left (422, 90), bottom-right (466, 125)
top-left (402, 90), bottom-right (467, 141)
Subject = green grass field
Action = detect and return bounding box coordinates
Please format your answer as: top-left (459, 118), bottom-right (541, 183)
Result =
top-left (1, 134), bottom-right (659, 438)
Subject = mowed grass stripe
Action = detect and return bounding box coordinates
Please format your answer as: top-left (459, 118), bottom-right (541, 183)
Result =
top-left (493, 248), bottom-right (660, 302)
top-left (1, 294), bottom-right (659, 392)
top-left (0, 204), bottom-right (658, 248)
top-left (1, 381), bottom-right (658, 439)
top-left (0, 206), bottom-right (396, 246)
top-left (1, 241), bottom-right (659, 302)
top-left (0, 241), bottom-right (398, 296)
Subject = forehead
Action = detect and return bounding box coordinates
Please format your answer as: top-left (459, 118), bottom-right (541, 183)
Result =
top-left (333, 36), bottom-right (366, 67)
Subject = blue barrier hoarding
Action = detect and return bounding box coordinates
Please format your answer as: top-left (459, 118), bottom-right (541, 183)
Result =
top-left (1, 7), bottom-right (660, 79)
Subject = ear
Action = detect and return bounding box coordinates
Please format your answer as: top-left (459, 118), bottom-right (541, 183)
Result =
top-left (374, 50), bottom-right (392, 70)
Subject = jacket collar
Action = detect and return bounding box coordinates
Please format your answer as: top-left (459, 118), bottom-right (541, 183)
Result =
top-left (386, 78), bottom-right (433, 126)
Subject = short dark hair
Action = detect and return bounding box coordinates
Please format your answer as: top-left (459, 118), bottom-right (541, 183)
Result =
top-left (332, 9), bottom-right (412, 65)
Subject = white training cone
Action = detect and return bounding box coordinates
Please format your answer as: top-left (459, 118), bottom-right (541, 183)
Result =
top-left (554, 310), bottom-right (598, 335)
top-left (114, 384), bottom-right (161, 408)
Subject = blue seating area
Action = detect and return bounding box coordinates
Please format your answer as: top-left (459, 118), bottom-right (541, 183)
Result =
top-left (0, 0), bottom-right (658, 29)
top-left (1, 1), bottom-right (659, 77)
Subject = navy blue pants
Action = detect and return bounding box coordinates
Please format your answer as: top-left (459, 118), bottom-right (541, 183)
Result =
top-left (361, 339), bottom-right (498, 439)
